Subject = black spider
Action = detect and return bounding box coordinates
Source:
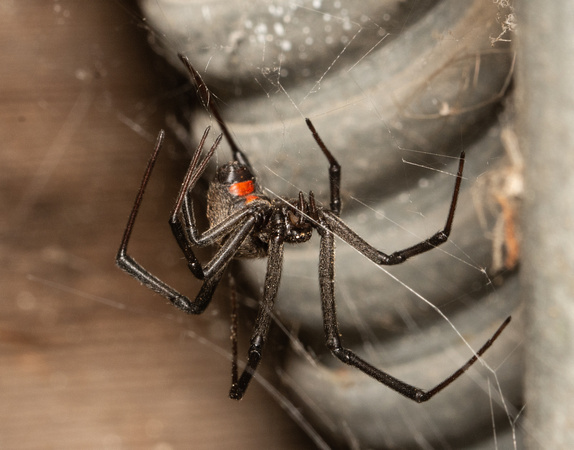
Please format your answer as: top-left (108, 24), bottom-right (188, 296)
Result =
top-left (116, 54), bottom-right (511, 402)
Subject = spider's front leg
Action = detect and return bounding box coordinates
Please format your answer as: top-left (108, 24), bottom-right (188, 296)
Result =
top-left (316, 222), bottom-right (511, 402)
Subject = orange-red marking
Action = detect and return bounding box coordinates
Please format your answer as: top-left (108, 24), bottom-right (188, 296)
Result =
top-left (229, 180), bottom-right (255, 196)
top-left (229, 180), bottom-right (258, 204)
top-left (243, 194), bottom-right (259, 204)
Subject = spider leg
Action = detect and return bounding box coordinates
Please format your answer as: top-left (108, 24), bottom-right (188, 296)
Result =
top-left (229, 230), bottom-right (285, 400)
top-left (168, 126), bottom-right (260, 280)
top-left (229, 275), bottom-right (240, 389)
top-left (305, 118), bottom-right (341, 215)
top-left (116, 131), bottom-right (257, 314)
top-left (178, 53), bottom-right (255, 172)
top-left (320, 152), bottom-right (466, 265)
top-left (171, 196), bottom-right (259, 279)
top-left (317, 225), bottom-right (511, 402)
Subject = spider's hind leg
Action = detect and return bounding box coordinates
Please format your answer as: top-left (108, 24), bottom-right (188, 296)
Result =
top-left (168, 127), bottom-right (221, 279)
top-left (178, 53), bottom-right (255, 172)
top-left (116, 131), bottom-right (223, 314)
top-left (116, 129), bottom-right (253, 316)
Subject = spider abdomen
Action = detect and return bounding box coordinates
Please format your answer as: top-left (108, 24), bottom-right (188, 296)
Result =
top-left (206, 161), bottom-right (266, 225)
top-left (206, 164), bottom-right (272, 259)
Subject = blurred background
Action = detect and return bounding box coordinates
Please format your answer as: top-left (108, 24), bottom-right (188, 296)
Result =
top-left (1, 1), bottom-right (314, 448)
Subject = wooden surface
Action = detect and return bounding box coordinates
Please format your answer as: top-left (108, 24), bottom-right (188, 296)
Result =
top-left (1, 2), bottom-right (312, 448)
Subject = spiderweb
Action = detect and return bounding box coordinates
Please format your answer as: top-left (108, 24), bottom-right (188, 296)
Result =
top-left (2, 1), bottom-right (525, 449)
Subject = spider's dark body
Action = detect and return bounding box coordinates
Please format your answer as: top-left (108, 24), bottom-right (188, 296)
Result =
top-left (116, 53), bottom-right (510, 402)
top-left (206, 161), bottom-right (314, 259)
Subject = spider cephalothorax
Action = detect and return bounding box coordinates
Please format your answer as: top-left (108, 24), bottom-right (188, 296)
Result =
top-left (116, 53), bottom-right (510, 402)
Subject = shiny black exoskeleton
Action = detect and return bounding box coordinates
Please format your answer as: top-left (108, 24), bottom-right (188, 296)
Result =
top-left (116, 53), bottom-right (511, 402)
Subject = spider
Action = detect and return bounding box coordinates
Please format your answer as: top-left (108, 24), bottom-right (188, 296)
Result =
top-left (117, 53), bottom-right (511, 402)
